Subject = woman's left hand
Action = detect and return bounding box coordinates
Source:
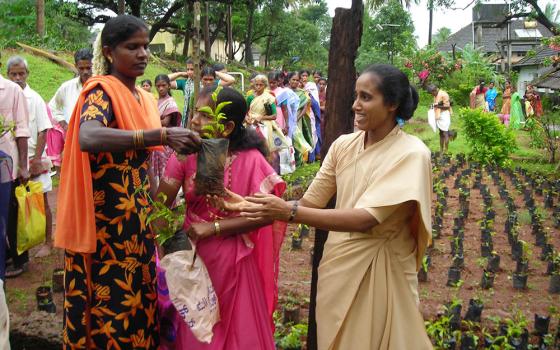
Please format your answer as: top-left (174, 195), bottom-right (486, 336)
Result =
top-left (186, 222), bottom-right (215, 241)
top-left (238, 193), bottom-right (292, 221)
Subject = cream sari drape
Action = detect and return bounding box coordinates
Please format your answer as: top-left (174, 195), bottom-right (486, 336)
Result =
top-left (303, 127), bottom-right (433, 350)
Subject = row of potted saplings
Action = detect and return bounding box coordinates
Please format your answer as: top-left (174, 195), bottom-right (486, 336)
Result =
top-left (508, 167), bottom-right (560, 229)
top-left (424, 157), bottom-right (560, 349)
top-left (440, 297), bottom-right (560, 349)
top-left (420, 157), bottom-right (473, 282)
top-left (446, 167), bottom-right (475, 287)
top-left (513, 167), bottom-right (558, 210)
top-left (503, 168), bottom-right (560, 293)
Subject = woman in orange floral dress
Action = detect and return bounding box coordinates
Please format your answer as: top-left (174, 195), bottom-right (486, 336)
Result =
top-left (54, 15), bottom-right (201, 349)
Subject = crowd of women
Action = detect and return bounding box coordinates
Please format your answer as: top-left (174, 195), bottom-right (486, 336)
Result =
top-left (470, 79), bottom-right (544, 129)
top-left (137, 66), bottom-right (327, 181)
top-left (48, 14), bottom-right (435, 350)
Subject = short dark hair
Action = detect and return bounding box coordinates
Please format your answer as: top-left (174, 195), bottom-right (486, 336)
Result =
top-left (140, 79), bottom-right (152, 86)
top-left (212, 63), bottom-right (225, 72)
top-left (74, 48), bottom-right (93, 63)
top-left (186, 58), bottom-right (193, 65)
top-left (361, 64), bottom-right (419, 121)
top-left (299, 69), bottom-right (311, 76)
top-left (201, 66), bottom-right (216, 78)
top-left (101, 15), bottom-right (148, 49)
top-left (199, 86), bottom-right (267, 157)
top-left (426, 84), bottom-right (438, 94)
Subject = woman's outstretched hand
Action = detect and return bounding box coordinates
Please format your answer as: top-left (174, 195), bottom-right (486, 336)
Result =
top-left (238, 193), bottom-right (291, 221)
top-left (213, 190), bottom-right (291, 221)
top-left (165, 127), bottom-right (202, 154)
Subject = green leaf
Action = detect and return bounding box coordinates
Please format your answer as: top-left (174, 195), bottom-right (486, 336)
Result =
top-left (198, 106), bottom-right (214, 115)
top-left (214, 101), bottom-right (232, 116)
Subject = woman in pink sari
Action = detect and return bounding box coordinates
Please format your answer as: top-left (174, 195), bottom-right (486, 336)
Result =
top-left (156, 86), bottom-right (286, 350)
top-left (45, 103), bottom-right (65, 168)
top-left (152, 74), bottom-right (182, 182)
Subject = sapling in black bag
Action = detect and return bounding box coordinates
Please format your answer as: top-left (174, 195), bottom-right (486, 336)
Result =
top-left (195, 138), bottom-right (229, 196)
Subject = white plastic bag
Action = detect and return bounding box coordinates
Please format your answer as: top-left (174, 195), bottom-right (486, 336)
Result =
top-left (427, 108), bottom-right (437, 133)
top-left (278, 139), bottom-right (296, 175)
top-left (160, 247), bottom-right (220, 344)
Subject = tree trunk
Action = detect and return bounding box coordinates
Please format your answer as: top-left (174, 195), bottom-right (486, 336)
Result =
top-left (129, 0), bottom-right (142, 18)
top-left (193, 2), bottom-right (201, 100)
top-left (36, 0), bottom-right (45, 37)
top-left (118, 0), bottom-right (125, 14)
top-left (182, 2), bottom-right (192, 57)
top-left (183, 31), bottom-right (191, 57)
top-left (264, 32), bottom-right (272, 68)
top-left (428, 0), bottom-right (433, 46)
top-left (227, 4), bottom-right (234, 62)
top-left (244, 0), bottom-right (255, 66)
top-left (149, 0), bottom-right (185, 41)
top-left (307, 1), bottom-right (364, 349)
top-left (209, 8), bottom-right (225, 51)
top-left (204, 1), bottom-right (211, 59)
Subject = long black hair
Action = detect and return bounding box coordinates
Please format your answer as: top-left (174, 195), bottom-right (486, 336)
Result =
top-left (101, 15), bottom-right (148, 49)
top-left (361, 64), bottom-right (419, 121)
top-left (199, 87), bottom-right (268, 157)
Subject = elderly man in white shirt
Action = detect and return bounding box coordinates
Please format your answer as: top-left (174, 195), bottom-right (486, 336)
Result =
top-left (7, 56), bottom-right (54, 259)
top-left (48, 48), bottom-right (93, 131)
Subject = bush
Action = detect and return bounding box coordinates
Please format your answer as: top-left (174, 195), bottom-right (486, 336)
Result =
top-left (459, 108), bottom-right (517, 167)
top-left (0, 0), bottom-right (91, 51)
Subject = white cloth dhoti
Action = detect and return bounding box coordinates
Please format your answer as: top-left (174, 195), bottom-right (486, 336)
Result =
top-left (436, 110), bottom-right (451, 132)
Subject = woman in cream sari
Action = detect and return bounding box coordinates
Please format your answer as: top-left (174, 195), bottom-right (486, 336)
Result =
top-left (226, 64), bottom-right (433, 350)
top-left (246, 74), bottom-right (288, 172)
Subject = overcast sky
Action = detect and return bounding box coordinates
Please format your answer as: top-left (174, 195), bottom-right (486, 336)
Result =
top-left (325, 0), bottom-right (555, 47)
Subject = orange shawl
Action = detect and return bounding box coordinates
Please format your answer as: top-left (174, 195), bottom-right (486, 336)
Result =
top-left (54, 75), bottom-right (162, 253)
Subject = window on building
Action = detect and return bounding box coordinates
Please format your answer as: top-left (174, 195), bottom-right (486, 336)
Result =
top-left (514, 29), bottom-right (543, 38)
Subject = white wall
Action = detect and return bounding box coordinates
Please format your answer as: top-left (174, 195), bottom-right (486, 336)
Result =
top-left (517, 66), bottom-right (539, 93)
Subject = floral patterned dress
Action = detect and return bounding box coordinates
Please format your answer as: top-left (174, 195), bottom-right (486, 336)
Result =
top-left (63, 88), bottom-right (158, 349)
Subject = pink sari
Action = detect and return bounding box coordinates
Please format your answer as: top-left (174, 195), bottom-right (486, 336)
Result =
top-left (152, 95), bottom-right (181, 179)
top-left (45, 103), bottom-right (65, 166)
top-left (159, 149), bottom-right (286, 350)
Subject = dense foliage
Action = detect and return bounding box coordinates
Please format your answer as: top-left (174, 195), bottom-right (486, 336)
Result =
top-left (356, 0), bottom-right (416, 71)
top-left (459, 108), bottom-right (517, 167)
top-left (0, 0), bottom-right (91, 50)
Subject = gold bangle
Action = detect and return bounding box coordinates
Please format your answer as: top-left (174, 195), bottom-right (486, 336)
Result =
top-left (138, 130), bottom-right (145, 149)
top-left (133, 130), bottom-right (139, 149)
top-left (214, 221), bottom-right (221, 237)
top-left (161, 128), bottom-right (167, 145)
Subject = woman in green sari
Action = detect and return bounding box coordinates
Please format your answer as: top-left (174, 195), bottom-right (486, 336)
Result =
top-left (287, 72), bottom-right (314, 165)
top-left (509, 89), bottom-right (524, 130)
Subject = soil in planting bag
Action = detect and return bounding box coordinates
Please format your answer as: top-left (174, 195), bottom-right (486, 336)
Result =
top-left (195, 138), bottom-right (229, 196)
top-left (162, 230), bottom-right (192, 256)
top-left (160, 241), bottom-right (220, 344)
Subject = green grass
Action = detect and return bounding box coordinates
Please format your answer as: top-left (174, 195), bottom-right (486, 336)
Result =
top-left (1, 48), bottom-right (185, 112)
top-left (406, 100), bottom-right (558, 177)
top-left (1, 49), bottom-right (75, 102)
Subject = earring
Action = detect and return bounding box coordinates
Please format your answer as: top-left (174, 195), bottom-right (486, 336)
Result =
top-left (107, 56), bottom-right (113, 64)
